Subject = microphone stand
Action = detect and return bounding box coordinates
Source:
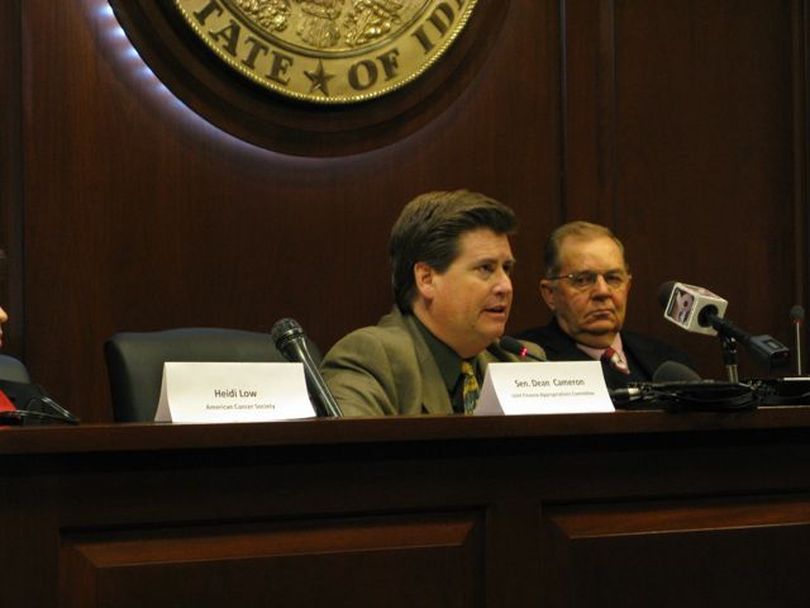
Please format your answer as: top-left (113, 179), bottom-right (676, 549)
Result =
top-left (721, 335), bottom-right (739, 383)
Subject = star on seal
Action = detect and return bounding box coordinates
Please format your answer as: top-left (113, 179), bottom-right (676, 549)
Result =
top-left (171, 0), bottom-right (481, 104)
top-left (304, 60), bottom-right (335, 97)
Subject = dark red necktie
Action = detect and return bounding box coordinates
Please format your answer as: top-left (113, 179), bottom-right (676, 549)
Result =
top-left (602, 347), bottom-right (630, 375)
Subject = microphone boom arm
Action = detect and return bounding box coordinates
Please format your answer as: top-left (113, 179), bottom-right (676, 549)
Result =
top-left (701, 309), bottom-right (790, 370)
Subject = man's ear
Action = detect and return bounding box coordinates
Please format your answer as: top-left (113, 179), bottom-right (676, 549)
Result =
top-left (539, 279), bottom-right (556, 311)
top-left (413, 262), bottom-right (436, 301)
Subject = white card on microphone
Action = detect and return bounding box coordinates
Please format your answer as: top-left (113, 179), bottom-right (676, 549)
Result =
top-left (663, 281), bottom-right (728, 335)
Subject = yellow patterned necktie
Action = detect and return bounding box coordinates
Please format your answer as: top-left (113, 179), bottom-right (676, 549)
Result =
top-left (460, 360), bottom-right (480, 414)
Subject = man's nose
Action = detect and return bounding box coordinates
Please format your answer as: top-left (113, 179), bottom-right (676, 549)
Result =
top-left (494, 271), bottom-right (513, 295)
top-left (591, 274), bottom-right (611, 295)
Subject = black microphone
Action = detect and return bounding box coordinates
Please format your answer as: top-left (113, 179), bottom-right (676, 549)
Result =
top-left (658, 281), bottom-right (790, 369)
top-left (652, 360), bottom-right (701, 383)
top-left (270, 318), bottom-right (342, 417)
top-left (613, 360), bottom-right (757, 410)
top-left (608, 386), bottom-right (644, 401)
top-left (0, 381), bottom-right (79, 425)
top-left (790, 305), bottom-right (805, 375)
top-left (658, 280), bottom-right (728, 336)
top-left (499, 336), bottom-right (544, 361)
top-left (610, 361), bottom-right (702, 403)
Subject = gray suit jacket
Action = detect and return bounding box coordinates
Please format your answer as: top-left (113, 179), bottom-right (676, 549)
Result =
top-left (321, 308), bottom-right (545, 416)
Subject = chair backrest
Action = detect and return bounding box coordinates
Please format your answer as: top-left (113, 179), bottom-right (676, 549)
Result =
top-left (104, 328), bottom-right (291, 422)
top-left (0, 354), bottom-right (31, 384)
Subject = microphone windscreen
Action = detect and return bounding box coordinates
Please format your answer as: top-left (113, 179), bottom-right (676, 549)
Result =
top-left (657, 281), bottom-right (677, 308)
top-left (270, 318), bottom-right (303, 345)
top-left (790, 305), bottom-right (805, 323)
top-left (499, 336), bottom-right (527, 357)
top-left (653, 360), bottom-right (701, 383)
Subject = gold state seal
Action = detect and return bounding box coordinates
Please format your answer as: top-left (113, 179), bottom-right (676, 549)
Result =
top-left (172, 0), bottom-right (480, 104)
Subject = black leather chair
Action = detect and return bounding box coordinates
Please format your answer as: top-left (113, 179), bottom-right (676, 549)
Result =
top-left (0, 353), bottom-right (31, 383)
top-left (104, 328), bottom-right (291, 422)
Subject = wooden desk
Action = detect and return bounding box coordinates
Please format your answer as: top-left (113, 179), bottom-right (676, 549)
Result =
top-left (2, 409), bottom-right (810, 607)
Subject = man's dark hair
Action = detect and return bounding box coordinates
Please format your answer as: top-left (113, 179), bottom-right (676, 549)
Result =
top-left (390, 190), bottom-right (516, 312)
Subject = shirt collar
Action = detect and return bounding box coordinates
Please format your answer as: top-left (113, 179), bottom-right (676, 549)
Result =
top-left (576, 333), bottom-right (625, 362)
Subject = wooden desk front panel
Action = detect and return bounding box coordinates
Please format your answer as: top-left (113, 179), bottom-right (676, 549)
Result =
top-left (2, 414), bottom-right (810, 607)
top-left (59, 513), bottom-right (484, 608)
top-left (543, 496), bottom-right (810, 607)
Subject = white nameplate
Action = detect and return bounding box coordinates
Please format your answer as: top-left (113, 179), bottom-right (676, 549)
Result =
top-left (474, 361), bottom-right (615, 415)
top-left (154, 362), bottom-right (316, 423)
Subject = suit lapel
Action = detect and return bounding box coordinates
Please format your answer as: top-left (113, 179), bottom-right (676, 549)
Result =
top-left (399, 312), bottom-right (454, 414)
top-left (620, 333), bottom-right (658, 379)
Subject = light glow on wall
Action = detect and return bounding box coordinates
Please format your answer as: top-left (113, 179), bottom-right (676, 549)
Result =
top-left (88, 0), bottom-right (299, 160)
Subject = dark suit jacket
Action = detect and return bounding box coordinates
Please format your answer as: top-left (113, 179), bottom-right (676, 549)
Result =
top-left (516, 318), bottom-right (696, 389)
top-left (321, 308), bottom-right (545, 416)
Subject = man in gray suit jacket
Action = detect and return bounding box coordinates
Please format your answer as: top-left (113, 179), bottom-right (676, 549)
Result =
top-left (321, 190), bottom-right (544, 416)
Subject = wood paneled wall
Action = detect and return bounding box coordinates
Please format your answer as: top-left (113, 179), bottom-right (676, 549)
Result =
top-left (0, 0), bottom-right (807, 420)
